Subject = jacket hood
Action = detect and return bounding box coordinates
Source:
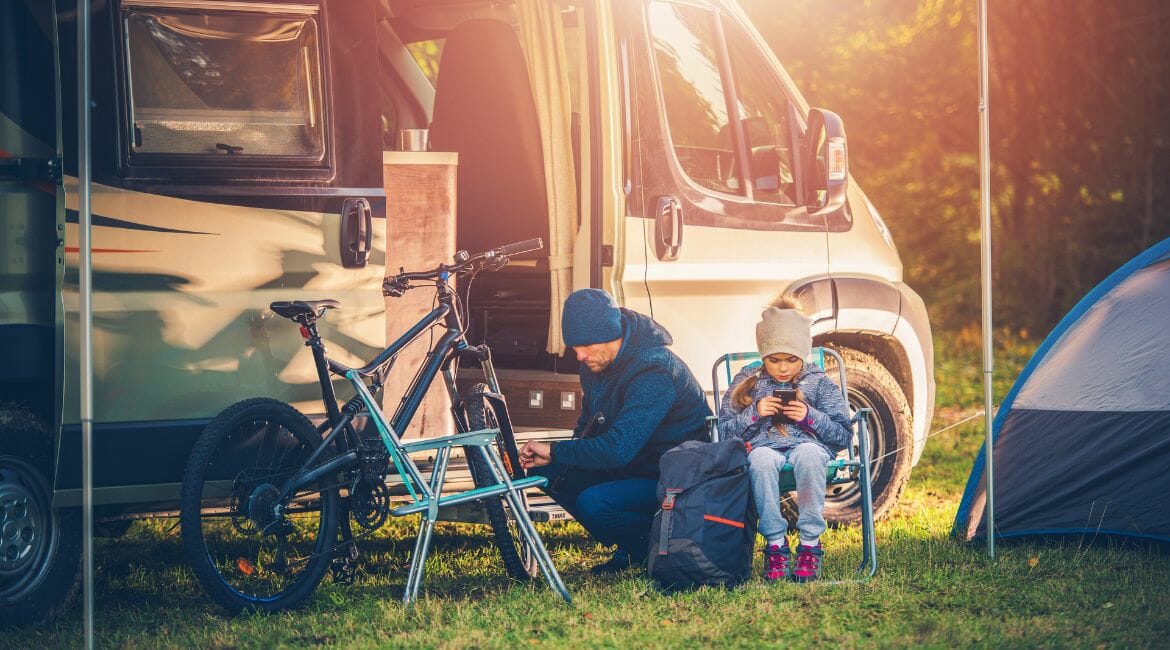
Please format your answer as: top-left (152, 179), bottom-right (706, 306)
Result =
top-left (796, 361), bottom-right (828, 383)
top-left (608, 308), bottom-right (672, 373)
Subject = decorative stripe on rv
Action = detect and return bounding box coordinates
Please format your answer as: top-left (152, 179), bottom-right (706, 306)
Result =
top-left (64, 248), bottom-right (158, 253)
top-left (65, 208), bottom-right (217, 236)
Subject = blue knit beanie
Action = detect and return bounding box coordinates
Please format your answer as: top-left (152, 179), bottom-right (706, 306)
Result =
top-left (562, 289), bottom-right (623, 347)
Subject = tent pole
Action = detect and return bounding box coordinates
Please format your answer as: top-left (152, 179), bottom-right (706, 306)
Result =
top-left (977, 0), bottom-right (995, 559)
top-left (78, 0), bottom-right (95, 645)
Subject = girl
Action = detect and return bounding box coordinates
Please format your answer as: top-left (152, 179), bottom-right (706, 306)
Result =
top-left (717, 298), bottom-right (852, 582)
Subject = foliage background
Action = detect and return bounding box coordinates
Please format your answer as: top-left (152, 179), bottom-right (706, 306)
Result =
top-left (742, 0), bottom-right (1170, 334)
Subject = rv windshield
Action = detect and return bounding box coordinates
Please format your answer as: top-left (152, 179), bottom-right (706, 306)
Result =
top-left (123, 4), bottom-right (325, 161)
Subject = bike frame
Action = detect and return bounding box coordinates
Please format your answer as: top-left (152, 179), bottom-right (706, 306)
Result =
top-left (280, 276), bottom-right (508, 502)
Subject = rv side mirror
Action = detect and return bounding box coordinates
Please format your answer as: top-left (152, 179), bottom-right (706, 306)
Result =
top-left (803, 108), bottom-right (848, 215)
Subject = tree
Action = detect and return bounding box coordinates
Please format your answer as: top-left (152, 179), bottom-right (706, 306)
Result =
top-left (743, 0), bottom-right (1170, 333)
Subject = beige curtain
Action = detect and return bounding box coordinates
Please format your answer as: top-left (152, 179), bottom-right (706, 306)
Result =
top-left (518, 0), bottom-right (577, 356)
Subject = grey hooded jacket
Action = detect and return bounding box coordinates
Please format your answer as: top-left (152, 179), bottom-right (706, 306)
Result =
top-left (717, 362), bottom-right (852, 455)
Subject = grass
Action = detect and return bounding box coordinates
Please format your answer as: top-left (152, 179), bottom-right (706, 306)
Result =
top-left (7, 329), bottom-right (1170, 649)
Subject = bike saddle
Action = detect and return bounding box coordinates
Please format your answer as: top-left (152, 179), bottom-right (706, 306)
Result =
top-left (269, 299), bottom-right (341, 320)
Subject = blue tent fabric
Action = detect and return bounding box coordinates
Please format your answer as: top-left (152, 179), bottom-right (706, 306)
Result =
top-left (953, 237), bottom-right (1170, 543)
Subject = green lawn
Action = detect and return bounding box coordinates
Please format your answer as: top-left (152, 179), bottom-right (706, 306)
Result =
top-left (7, 331), bottom-right (1170, 649)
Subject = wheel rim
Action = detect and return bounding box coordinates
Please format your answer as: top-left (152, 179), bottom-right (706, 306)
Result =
top-left (826, 388), bottom-right (888, 506)
top-left (0, 457), bottom-right (58, 597)
top-left (849, 387), bottom-right (888, 482)
top-left (196, 417), bottom-right (331, 602)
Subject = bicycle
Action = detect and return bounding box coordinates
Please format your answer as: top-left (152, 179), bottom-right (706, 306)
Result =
top-left (178, 238), bottom-right (571, 613)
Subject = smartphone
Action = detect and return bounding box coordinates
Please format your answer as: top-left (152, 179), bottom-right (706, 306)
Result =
top-left (772, 388), bottom-right (798, 404)
top-left (771, 388), bottom-right (799, 426)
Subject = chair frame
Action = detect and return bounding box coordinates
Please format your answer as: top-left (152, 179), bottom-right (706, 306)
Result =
top-left (334, 308), bottom-right (571, 605)
top-left (710, 347), bottom-right (877, 579)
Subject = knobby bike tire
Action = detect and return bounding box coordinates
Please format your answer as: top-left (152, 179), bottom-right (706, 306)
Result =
top-left (462, 385), bottom-right (539, 580)
top-left (179, 398), bottom-right (340, 613)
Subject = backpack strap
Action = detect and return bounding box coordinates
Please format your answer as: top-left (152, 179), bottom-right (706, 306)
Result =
top-left (657, 488), bottom-right (684, 556)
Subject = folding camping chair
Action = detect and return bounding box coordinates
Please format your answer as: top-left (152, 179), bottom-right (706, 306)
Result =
top-left (709, 347), bottom-right (878, 579)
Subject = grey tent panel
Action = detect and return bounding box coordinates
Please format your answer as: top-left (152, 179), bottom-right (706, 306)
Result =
top-left (1015, 260), bottom-right (1170, 412)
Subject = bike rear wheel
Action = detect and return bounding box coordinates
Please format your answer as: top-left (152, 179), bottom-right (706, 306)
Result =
top-left (463, 385), bottom-right (539, 580)
top-left (180, 398), bottom-right (340, 613)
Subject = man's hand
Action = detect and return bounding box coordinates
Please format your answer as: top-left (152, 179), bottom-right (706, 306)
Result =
top-left (519, 440), bottom-right (552, 469)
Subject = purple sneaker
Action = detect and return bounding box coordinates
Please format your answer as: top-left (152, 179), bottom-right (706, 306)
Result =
top-left (792, 543), bottom-right (823, 583)
top-left (763, 543), bottom-right (791, 582)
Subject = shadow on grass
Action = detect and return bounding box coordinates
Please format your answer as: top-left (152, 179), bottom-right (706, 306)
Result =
top-left (86, 516), bottom-right (601, 618)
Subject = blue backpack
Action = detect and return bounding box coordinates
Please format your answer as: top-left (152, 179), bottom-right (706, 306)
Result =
top-left (647, 439), bottom-right (756, 590)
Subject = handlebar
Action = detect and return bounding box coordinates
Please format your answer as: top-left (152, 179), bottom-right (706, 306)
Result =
top-left (496, 238), bottom-right (543, 258)
top-left (383, 237), bottom-right (544, 297)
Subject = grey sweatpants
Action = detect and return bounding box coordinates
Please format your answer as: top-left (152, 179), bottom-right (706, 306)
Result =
top-left (748, 443), bottom-right (831, 542)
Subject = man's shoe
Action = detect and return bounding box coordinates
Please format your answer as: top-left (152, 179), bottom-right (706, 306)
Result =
top-left (590, 548), bottom-right (634, 575)
top-left (792, 543), bottom-right (823, 583)
top-left (762, 543), bottom-right (792, 582)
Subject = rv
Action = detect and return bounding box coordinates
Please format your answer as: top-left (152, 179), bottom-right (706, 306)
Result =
top-left (0, 0), bottom-right (933, 623)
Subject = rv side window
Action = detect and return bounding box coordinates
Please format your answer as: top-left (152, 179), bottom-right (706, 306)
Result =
top-left (722, 18), bottom-right (797, 205)
top-left (647, 1), bottom-right (743, 196)
top-left (122, 4), bottom-right (325, 163)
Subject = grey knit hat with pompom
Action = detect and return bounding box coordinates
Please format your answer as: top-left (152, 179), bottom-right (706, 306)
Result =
top-left (755, 306), bottom-right (811, 360)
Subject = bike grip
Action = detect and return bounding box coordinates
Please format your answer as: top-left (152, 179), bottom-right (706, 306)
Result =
top-left (498, 238), bottom-right (544, 256)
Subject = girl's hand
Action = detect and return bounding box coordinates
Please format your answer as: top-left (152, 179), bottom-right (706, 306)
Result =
top-left (780, 399), bottom-right (808, 423)
top-left (756, 396), bottom-right (783, 418)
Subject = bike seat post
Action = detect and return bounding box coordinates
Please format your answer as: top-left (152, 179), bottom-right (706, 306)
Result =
top-left (294, 315), bottom-right (342, 420)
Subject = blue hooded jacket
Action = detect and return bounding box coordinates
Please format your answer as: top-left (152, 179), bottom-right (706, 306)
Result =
top-left (550, 308), bottom-right (711, 478)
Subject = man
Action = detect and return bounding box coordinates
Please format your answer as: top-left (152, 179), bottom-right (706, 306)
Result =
top-left (519, 288), bottom-right (711, 573)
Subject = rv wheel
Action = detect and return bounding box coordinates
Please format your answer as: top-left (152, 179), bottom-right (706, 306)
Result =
top-left (0, 405), bottom-right (83, 628)
top-left (820, 349), bottom-right (914, 525)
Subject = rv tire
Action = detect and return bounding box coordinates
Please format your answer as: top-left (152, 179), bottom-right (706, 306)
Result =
top-left (0, 405), bottom-right (83, 628)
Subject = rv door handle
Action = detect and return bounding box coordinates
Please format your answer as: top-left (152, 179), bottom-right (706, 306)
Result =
top-left (340, 197), bottom-right (372, 268)
top-left (654, 195), bottom-right (683, 261)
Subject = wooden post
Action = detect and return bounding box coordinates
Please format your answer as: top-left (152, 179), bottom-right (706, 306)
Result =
top-left (382, 151), bottom-right (458, 440)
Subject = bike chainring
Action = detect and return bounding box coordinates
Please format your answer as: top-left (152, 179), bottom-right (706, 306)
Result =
top-left (350, 445), bottom-right (391, 529)
top-left (351, 479), bottom-right (390, 530)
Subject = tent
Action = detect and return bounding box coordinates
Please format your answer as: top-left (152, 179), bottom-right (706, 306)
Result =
top-left (953, 237), bottom-right (1170, 543)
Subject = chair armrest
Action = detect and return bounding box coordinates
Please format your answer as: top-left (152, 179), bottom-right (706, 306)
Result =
top-left (400, 428), bottom-right (499, 453)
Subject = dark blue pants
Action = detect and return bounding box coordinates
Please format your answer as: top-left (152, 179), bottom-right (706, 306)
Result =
top-left (533, 463), bottom-right (659, 561)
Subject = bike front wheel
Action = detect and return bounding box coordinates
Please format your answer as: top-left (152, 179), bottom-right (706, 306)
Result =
top-left (180, 398), bottom-right (340, 613)
top-left (463, 385), bottom-right (539, 580)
